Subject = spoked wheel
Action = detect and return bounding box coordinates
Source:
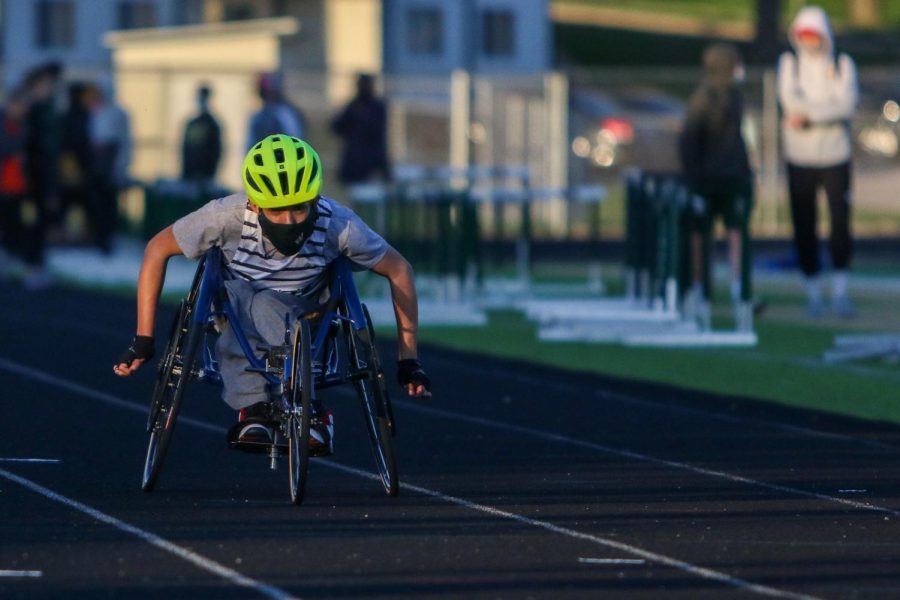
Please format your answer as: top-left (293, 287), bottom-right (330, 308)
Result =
top-left (142, 304), bottom-right (202, 492)
top-left (347, 304), bottom-right (398, 497)
top-left (142, 257), bottom-right (207, 492)
top-left (287, 319), bottom-right (313, 505)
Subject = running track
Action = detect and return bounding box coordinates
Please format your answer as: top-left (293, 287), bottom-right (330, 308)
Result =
top-left (2, 284), bottom-right (900, 599)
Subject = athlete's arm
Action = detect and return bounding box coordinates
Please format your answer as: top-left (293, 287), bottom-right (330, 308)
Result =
top-left (113, 225), bottom-right (184, 376)
top-left (370, 246), bottom-right (431, 398)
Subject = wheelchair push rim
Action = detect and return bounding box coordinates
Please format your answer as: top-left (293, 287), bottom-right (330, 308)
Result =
top-left (287, 319), bottom-right (313, 505)
top-left (347, 303), bottom-right (399, 497)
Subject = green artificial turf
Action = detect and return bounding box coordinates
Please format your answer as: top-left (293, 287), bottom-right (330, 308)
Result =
top-left (384, 306), bottom-right (900, 425)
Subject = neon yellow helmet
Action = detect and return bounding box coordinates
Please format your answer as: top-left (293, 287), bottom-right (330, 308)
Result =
top-left (242, 134), bottom-right (322, 208)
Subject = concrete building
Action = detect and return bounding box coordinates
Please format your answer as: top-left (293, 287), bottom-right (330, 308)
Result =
top-left (383, 0), bottom-right (551, 75)
top-left (0, 0), bottom-right (203, 84)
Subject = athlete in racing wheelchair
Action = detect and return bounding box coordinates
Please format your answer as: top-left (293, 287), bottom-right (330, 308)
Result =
top-left (113, 135), bottom-right (431, 501)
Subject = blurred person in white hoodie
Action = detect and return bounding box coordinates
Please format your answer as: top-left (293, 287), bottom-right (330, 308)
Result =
top-left (777, 6), bottom-right (858, 318)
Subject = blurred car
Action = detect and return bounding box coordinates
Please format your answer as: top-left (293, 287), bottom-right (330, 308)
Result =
top-left (854, 78), bottom-right (900, 165)
top-left (568, 87), bottom-right (684, 181)
top-left (858, 99), bottom-right (899, 160)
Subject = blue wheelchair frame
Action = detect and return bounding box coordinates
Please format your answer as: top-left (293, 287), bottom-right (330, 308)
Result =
top-left (192, 247), bottom-right (376, 392)
top-left (142, 246), bottom-right (398, 503)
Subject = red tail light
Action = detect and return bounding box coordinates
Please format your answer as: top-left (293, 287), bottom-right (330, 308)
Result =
top-left (601, 117), bottom-right (634, 144)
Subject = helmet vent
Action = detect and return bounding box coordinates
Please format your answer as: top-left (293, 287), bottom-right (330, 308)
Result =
top-left (294, 167), bottom-right (305, 194)
top-left (258, 174), bottom-right (277, 196)
top-left (296, 146), bottom-right (305, 161)
top-left (274, 148), bottom-right (285, 164)
top-left (254, 142), bottom-right (263, 150)
top-left (253, 153), bottom-right (264, 167)
top-left (278, 170), bottom-right (289, 195)
top-left (272, 136), bottom-right (281, 142)
top-left (309, 158), bottom-right (319, 185)
top-left (244, 168), bottom-right (261, 193)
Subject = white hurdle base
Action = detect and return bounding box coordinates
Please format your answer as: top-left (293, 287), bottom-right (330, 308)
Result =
top-left (623, 331), bottom-right (758, 347)
top-left (539, 320), bottom-right (699, 343)
top-left (520, 299), bottom-right (680, 325)
top-left (823, 334), bottom-right (900, 363)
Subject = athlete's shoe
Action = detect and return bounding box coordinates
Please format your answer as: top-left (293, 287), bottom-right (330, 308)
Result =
top-left (309, 409), bottom-right (334, 457)
top-left (234, 402), bottom-right (273, 446)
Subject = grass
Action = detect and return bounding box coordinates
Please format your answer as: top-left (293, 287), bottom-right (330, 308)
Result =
top-left (555, 0), bottom-right (900, 29)
top-left (375, 263), bottom-right (900, 425)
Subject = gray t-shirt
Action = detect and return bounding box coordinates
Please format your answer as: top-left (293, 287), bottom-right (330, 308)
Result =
top-left (172, 194), bottom-right (388, 299)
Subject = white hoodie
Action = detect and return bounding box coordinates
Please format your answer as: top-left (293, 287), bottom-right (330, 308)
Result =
top-left (777, 6), bottom-right (857, 167)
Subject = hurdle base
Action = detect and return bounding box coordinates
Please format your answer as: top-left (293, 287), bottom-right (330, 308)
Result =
top-left (623, 331), bottom-right (758, 347)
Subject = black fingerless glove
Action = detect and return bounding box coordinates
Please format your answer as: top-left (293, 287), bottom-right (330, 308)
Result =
top-left (397, 358), bottom-right (431, 392)
top-left (118, 335), bottom-right (155, 366)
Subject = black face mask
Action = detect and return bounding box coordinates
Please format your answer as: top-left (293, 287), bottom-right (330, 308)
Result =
top-left (257, 203), bottom-right (318, 256)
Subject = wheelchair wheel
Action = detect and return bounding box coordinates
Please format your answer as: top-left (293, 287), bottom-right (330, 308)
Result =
top-left (287, 319), bottom-right (313, 505)
top-left (348, 304), bottom-right (398, 497)
top-left (142, 257), bottom-right (206, 492)
top-left (141, 313), bottom-right (202, 492)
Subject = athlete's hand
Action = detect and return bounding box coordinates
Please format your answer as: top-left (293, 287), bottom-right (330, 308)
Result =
top-left (113, 335), bottom-right (155, 377)
top-left (397, 359), bottom-right (432, 399)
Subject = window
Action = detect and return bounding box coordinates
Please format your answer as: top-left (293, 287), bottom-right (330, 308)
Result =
top-left (482, 9), bottom-right (515, 57)
top-left (35, 1), bottom-right (75, 49)
top-left (407, 7), bottom-right (443, 56)
top-left (118, 2), bottom-right (158, 30)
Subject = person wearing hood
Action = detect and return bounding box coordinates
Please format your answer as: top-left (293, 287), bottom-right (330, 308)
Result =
top-left (679, 43), bottom-right (754, 315)
top-left (777, 6), bottom-right (858, 317)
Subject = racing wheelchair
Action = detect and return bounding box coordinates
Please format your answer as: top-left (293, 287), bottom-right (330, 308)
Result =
top-left (141, 247), bottom-right (397, 505)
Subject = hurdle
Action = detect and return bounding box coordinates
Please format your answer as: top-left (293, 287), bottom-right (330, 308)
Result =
top-left (532, 170), bottom-right (758, 347)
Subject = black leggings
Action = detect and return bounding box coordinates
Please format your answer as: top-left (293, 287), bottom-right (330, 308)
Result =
top-left (787, 162), bottom-right (852, 276)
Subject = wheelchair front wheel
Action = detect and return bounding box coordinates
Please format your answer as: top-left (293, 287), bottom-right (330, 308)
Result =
top-left (287, 319), bottom-right (313, 506)
top-left (348, 304), bottom-right (398, 497)
top-left (142, 316), bottom-right (202, 492)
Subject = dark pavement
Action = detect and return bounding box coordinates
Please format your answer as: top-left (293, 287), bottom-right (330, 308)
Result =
top-left (2, 283), bottom-right (900, 599)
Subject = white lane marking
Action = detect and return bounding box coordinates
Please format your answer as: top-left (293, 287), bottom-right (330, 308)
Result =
top-left (323, 461), bottom-right (819, 600)
top-left (3, 354), bottom-right (898, 520)
top-left (578, 558), bottom-right (645, 565)
top-left (0, 570), bottom-right (42, 577)
top-left (392, 399), bottom-right (900, 518)
top-left (839, 489), bottom-right (868, 494)
top-left (0, 469), bottom-right (298, 600)
top-left (0, 458), bottom-right (60, 464)
top-left (0, 359), bottom-right (820, 599)
top-left (435, 356), bottom-right (900, 453)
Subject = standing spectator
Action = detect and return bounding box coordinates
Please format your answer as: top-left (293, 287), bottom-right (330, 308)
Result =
top-left (679, 44), bottom-right (754, 312)
top-left (181, 85), bottom-right (222, 183)
top-left (0, 88), bottom-right (31, 275)
top-left (60, 82), bottom-right (93, 234)
top-left (331, 73), bottom-right (390, 185)
top-left (22, 62), bottom-right (63, 289)
top-left (778, 6), bottom-right (858, 317)
top-left (246, 73), bottom-right (305, 149)
top-left (85, 82), bottom-right (132, 254)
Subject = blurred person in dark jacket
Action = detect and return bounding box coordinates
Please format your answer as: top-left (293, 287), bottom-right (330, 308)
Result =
top-left (679, 43), bottom-right (754, 316)
top-left (247, 73), bottom-right (305, 150)
top-left (181, 85), bottom-right (222, 183)
top-left (60, 81), bottom-right (93, 234)
top-left (0, 88), bottom-right (31, 276)
top-left (778, 6), bottom-right (858, 318)
top-left (331, 74), bottom-right (390, 185)
top-left (22, 62), bottom-right (64, 289)
top-left (85, 82), bottom-right (132, 254)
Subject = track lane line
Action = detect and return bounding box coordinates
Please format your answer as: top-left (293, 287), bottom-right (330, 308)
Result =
top-left (0, 357), bottom-right (824, 599)
top-left (2, 308), bottom-right (895, 453)
top-left (434, 357), bottom-right (900, 453)
top-left (0, 468), bottom-right (299, 600)
top-left (391, 398), bottom-right (900, 517)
